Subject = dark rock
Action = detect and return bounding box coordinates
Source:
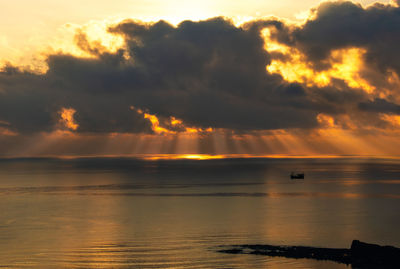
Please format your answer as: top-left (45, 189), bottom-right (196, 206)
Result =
top-left (351, 240), bottom-right (400, 268)
top-left (218, 240), bottom-right (400, 268)
top-left (220, 248), bottom-right (243, 254)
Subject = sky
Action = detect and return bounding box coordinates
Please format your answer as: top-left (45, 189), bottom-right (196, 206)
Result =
top-left (1, 0), bottom-right (400, 158)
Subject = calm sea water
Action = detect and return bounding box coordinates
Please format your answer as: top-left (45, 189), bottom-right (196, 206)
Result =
top-left (0, 157), bottom-right (399, 268)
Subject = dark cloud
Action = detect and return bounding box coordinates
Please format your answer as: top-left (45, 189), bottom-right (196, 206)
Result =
top-left (109, 18), bottom-right (325, 130)
top-left (0, 18), bottom-right (323, 134)
top-left (0, 60), bottom-right (153, 134)
top-left (275, 1), bottom-right (400, 75)
top-left (0, 68), bottom-right (56, 133)
top-left (359, 98), bottom-right (400, 114)
top-left (0, 12), bottom-right (399, 135)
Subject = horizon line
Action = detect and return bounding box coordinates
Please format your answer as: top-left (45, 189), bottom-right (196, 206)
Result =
top-left (1, 154), bottom-right (400, 161)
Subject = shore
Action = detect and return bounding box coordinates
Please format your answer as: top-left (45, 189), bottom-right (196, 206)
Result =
top-left (218, 240), bottom-right (400, 268)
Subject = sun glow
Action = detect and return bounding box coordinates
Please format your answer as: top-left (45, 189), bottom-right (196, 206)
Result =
top-left (59, 107), bottom-right (79, 131)
top-left (134, 108), bottom-right (213, 135)
top-left (380, 114), bottom-right (400, 127)
top-left (266, 47), bottom-right (375, 92)
top-left (141, 154), bottom-right (226, 160)
top-left (170, 117), bottom-right (182, 126)
top-left (143, 113), bottom-right (175, 134)
top-left (317, 113), bottom-right (336, 128)
top-left (263, 28), bottom-right (375, 93)
top-left (2, 126), bottom-right (400, 158)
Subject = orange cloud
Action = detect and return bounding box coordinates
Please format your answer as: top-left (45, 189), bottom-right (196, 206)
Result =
top-left (170, 117), bottom-right (182, 126)
top-left (143, 113), bottom-right (175, 134)
top-left (59, 107), bottom-right (79, 131)
top-left (263, 28), bottom-right (375, 93)
top-left (133, 107), bottom-right (213, 135)
top-left (380, 114), bottom-right (400, 127)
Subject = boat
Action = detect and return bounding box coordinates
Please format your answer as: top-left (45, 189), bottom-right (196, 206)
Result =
top-left (290, 172), bottom-right (304, 179)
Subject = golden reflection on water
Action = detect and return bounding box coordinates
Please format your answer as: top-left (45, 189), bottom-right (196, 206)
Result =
top-left (0, 158), bottom-right (399, 268)
top-left (339, 179), bottom-right (400, 186)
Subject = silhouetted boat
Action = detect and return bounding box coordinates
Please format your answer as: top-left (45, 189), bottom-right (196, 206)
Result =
top-left (290, 172), bottom-right (304, 179)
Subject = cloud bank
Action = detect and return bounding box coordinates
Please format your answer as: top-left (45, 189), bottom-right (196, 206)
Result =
top-left (1, 1), bottom-right (400, 137)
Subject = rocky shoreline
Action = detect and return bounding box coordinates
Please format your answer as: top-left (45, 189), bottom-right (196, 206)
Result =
top-left (218, 240), bottom-right (400, 268)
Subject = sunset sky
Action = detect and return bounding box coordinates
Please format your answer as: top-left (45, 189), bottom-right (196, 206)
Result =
top-left (1, 0), bottom-right (400, 158)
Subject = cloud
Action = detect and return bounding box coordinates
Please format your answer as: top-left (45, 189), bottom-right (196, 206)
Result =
top-left (277, 0), bottom-right (400, 77)
top-left (0, 60), bottom-right (153, 134)
top-left (0, 17), bottom-right (322, 134)
top-left (1, 5), bottom-right (400, 136)
top-left (359, 98), bottom-right (400, 114)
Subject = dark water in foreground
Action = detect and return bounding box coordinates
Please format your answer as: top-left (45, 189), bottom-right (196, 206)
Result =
top-left (0, 157), bottom-right (399, 268)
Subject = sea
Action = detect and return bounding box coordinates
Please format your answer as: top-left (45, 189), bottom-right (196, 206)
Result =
top-left (0, 157), bottom-right (399, 268)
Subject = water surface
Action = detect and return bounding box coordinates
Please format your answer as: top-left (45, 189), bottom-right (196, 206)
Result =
top-left (0, 157), bottom-right (399, 268)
